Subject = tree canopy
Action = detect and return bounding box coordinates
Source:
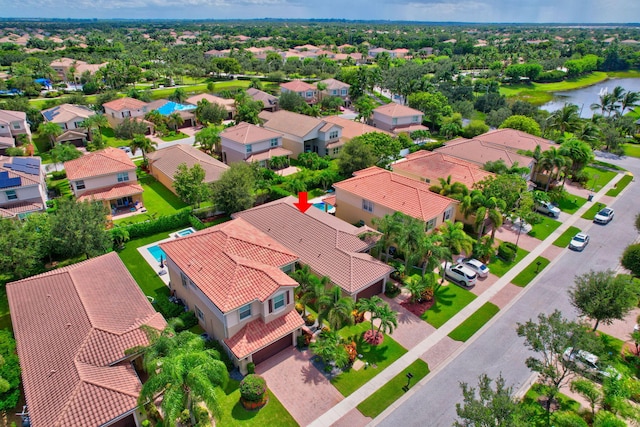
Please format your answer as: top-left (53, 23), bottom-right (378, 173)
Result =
top-left (211, 162), bottom-right (256, 214)
top-left (173, 163), bottom-right (211, 208)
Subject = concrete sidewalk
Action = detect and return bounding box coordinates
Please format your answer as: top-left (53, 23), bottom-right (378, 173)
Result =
top-left (308, 172), bottom-right (626, 427)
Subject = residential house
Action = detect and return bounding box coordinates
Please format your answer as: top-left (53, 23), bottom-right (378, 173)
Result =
top-left (185, 93), bottom-right (235, 120)
top-left (333, 166), bottom-right (459, 230)
top-left (147, 144), bottom-right (229, 194)
top-left (50, 57), bottom-right (107, 81)
top-left (102, 97), bottom-right (151, 131)
top-left (7, 252), bottom-right (167, 427)
top-left (293, 44), bottom-right (321, 52)
top-left (371, 103), bottom-right (427, 134)
top-left (246, 88), bottom-right (278, 112)
top-left (64, 147), bottom-right (143, 215)
top-left (146, 99), bottom-right (196, 128)
top-left (472, 128), bottom-right (556, 153)
top-left (316, 78), bottom-right (351, 106)
top-left (392, 150), bottom-right (495, 188)
top-left (279, 80), bottom-right (317, 105)
top-left (204, 49), bottom-right (229, 58)
top-left (0, 156), bottom-right (47, 219)
top-left (0, 109), bottom-right (31, 148)
top-left (41, 104), bottom-right (95, 146)
top-left (220, 122), bottom-right (292, 167)
top-left (160, 219), bottom-right (304, 373)
top-left (234, 197), bottom-right (393, 300)
top-left (322, 115), bottom-right (392, 140)
top-left (258, 110), bottom-right (342, 158)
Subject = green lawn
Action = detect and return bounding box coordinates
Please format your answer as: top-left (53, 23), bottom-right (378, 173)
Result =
top-left (332, 322), bottom-right (408, 396)
top-left (623, 143), bottom-right (640, 159)
top-left (356, 359), bottom-right (430, 418)
top-left (422, 283), bottom-right (477, 328)
top-left (553, 226), bottom-right (581, 247)
top-left (527, 217), bottom-right (561, 241)
top-left (160, 132), bottom-right (189, 142)
top-left (101, 127), bottom-right (132, 149)
top-left (116, 230), bottom-right (175, 299)
top-left (581, 202), bottom-right (606, 220)
top-left (113, 176), bottom-right (189, 226)
top-left (556, 194), bottom-right (587, 214)
top-left (511, 257), bottom-right (551, 287)
top-left (522, 384), bottom-right (581, 426)
top-left (591, 160), bottom-right (627, 171)
top-left (606, 173), bottom-right (633, 197)
top-left (500, 72), bottom-right (609, 105)
top-left (217, 380), bottom-right (298, 427)
top-left (583, 166), bottom-right (617, 192)
top-left (488, 247), bottom-right (529, 277)
top-left (448, 302), bottom-right (500, 342)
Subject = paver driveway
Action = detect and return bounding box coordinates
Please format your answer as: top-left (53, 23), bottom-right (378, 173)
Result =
top-left (256, 347), bottom-right (344, 426)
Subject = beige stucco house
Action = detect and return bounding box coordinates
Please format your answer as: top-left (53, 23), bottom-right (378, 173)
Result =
top-left (279, 80), bottom-right (317, 104)
top-left (102, 97), bottom-right (150, 130)
top-left (371, 103), bottom-right (426, 133)
top-left (220, 122), bottom-right (292, 167)
top-left (0, 156), bottom-right (47, 219)
top-left (0, 109), bottom-right (31, 148)
top-left (185, 93), bottom-right (235, 120)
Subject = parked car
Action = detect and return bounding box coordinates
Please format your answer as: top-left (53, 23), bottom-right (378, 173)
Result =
top-left (594, 207), bottom-right (614, 224)
top-left (118, 146), bottom-right (132, 154)
top-left (442, 262), bottom-right (477, 288)
top-left (563, 347), bottom-right (618, 380)
top-left (456, 258), bottom-right (490, 278)
top-left (535, 201), bottom-right (561, 218)
top-left (569, 233), bottom-right (590, 251)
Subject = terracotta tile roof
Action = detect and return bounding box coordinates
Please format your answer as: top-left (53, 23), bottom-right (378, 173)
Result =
top-left (280, 80), bottom-right (316, 92)
top-left (41, 103), bottom-right (94, 124)
top-left (373, 103), bottom-right (423, 118)
top-left (160, 219), bottom-right (299, 312)
top-left (246, 147), bottom-right (293, 163)
top-left (333, 167), bottom-right (458, 222)
top-left (393, 151), bottom-right (495, 188)
top-left (65, 147), bottom-right (136, 180)
top-left (0, 201), bottom-right (44, 217)
top-left (7, 252), bottom-right (166, 427)
top-left (225, 310), bottom-right (303, 360)
top-left (77, 183), bottom-right (143, 203)
top-left (56, 130), bottom-right (88, 143)
top-left (322, 116), bottom-right (392, 140)
top-left (392, 124), bottom-right (429, 134)
top-left (0, 109), bottom-right (27, 124)
top-left (0, 136), bottom-right (14, 148)
top-left (234, 198), bottom-right (392, 294)
top-left (474, 128), bottom-right (556, 152)
top-left (185, 94), bottom-right (235, 112)
top-left (259, 110), bottom-right (325, 139)
top-left (146, 145), bottom-right (228, 185)
top-left (102, 97), bottom-right (148, 112)
top-left (0, 155), bottom-right (42, 188)
top-left (221, 122), bottom-right (283, 145)
top-left (317, 78), bottom-right (350, 91)
top-left (246, 88), bottom-right (278, 107)
top-left (435, 138), bottom-right (534, 168)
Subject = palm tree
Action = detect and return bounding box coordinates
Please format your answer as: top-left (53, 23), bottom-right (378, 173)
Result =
top-left (396, 215), bottom-right (426, 270)
top-left (620, 90), bottom-right (640, 115)
top-left (416, 232), bottom-right (449, 278)
top-left (167, 112), bottom-right (184, 131)
top-left (591, 92), bottom-right (615, 117)
top-left (138, 328), bottom-right (228, 426)
top-left (373, 303), bottom-right (398, 337)
top-left (194, 126), bottom-right (221, 155)
top-left (357, 296), bottom-right (384, 337)
top-left (38, 122), bottom-right (63, 148)
top-left (547, 103), bottom-right (581, 135)
top-left (440, 220), bottom-right (474, 256)
top-left (559, 138), bottom-right (594, 174)
top-left (129, 134), bottom-right (157, 161)
top-left (81, 113), bottom-right (110, 134)
top-left (540, 147), bottom-right (569, 191)
top-left (372, 212), bottom-right (403, 262)
top-left (310, 330), bottom-right (349, 369)
top-left (317, 286), bottom-right (355, 330)
top-left (169, 87), bottom-right (187, 103)
top-left (299, 277), bottom-right (330, 318)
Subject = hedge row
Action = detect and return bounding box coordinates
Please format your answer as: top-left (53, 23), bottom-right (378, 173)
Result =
top-left (119, 209), bottom-right (192, 239)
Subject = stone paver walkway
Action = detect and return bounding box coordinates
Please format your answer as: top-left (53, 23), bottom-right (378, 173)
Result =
top-left (256, 347), bottom-right (343, 427)
top-left (379, 294), bottom-right (434, 350)
top-left (488, 283), bottom-right (522, 309)
top-left (493, 221), bottom-right (541, 252)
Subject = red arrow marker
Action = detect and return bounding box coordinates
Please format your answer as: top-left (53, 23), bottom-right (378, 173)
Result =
top-left (294, 191), bottom-right (312, 213)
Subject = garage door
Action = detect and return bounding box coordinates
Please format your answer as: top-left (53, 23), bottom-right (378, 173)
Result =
top-left (252, 333), bottom-right (293, 365)
top-left (356, 279), bottom-right (384, 300)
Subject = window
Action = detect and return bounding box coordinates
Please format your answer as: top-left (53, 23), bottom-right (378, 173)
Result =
top-left (75, 180), bottom-right (85, 190)
top-left (195, 306), bottom-right (204, 321)
top-left (341, 89), bottom-right (348, 96)
top-left (12, 122), bottom-right (20, 130)
top-left (426, 218), bottom-right (437, 231)
top-left (412, 115), bottom-right (420, 123)
top-left (239, 304), bottom-right (252, 320)
top-left (443, 208), bottom-right (453, 221)
top-left (332, 90), bottom-right (337, 95)
top-left (181, 272), bottom-right (189, 288)
top-left (246, 144), bottom-right (252, 154)
top-left (123, 111), bottom-right (131, 118)
top-left (273, 293), bottom-right (286, 311)
top-left (117, 172), bottom-right (129, 182)
top-left (362, 199), bottom-right (373, 212)
top-left (306, 91), bottom-right (313, 98)
top-left (5, 190), bottom-right (17, 200)
top-left (392, 118), bottom-right (398, 125)
top-left (270, 138), bottom-right (278, 147)
top-left (332, 147), bottom-right (341, 155)
top-left (329, 131), bottom-right (339, 139)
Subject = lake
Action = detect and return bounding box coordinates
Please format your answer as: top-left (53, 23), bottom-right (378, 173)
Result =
top-left (539, 77), bottom-right (640, 118)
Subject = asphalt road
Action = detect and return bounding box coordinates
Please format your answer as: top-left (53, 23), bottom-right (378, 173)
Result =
top-left (375, 154), bottom-right (640, 427)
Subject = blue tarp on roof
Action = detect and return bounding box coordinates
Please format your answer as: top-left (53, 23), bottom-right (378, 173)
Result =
top-left (156, 101), bottom-right (196, 116)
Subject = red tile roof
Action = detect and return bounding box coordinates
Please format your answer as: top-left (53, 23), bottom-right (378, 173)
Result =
top-left (234, 197), bottom-right (392, 295)
top-left (435, 138), bottom-right (534, 168)
top-left (322, 116), bottom-right (392, 140)
top-left (246, 147), bottom-right (293, 163)
top-left (474, 128), bottom-right (555, 152)
top-left (221, 122), bottom-right (283, 145)
top-left (373, 103), bottom-right (423, 118)
top-left (102, 97), bottom-right (148, 112)
top-left (0, 201), bottom-right (44, 218)
top-left (333, 167), bottom-right (458, 222)
top-left (146, 144), bottom-right (229, 185)
top-left (77, 182), bottom-right (143, 203)
top-left (7, 252), bottom-right (166, 427)
top-left (393, 151), bottom-right (494, 188)
top-left (160, 219), bottom-right (299, 312)
top-left (280, 80), bottom-right (316, 92)
top-left (65, 147), bottom-right (136, 180)
top-left (225, 310), bottom-right (303, 359)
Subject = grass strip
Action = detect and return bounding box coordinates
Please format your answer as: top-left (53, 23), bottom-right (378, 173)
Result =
top-left (606, 174), bottom-right (633, 197)
top-left (511, 257), bottom-right (550, 287)
top-left (553, 226), bottom-right (581, 247)
top-left (448, 302), bottom-right (500, 342)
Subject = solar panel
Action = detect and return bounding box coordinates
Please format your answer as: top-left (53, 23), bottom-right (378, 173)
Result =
top-left (0, 171), bottom-right (21, 188)
top-left (11, 157), bottom-right (40, 175)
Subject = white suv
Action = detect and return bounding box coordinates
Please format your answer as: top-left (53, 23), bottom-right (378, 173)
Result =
top-left (562, 347), bottom-right (618, 379)
top-left (536, 201), bottom-right (561, 218)
top-left (442, 262), bottom-right (478, 288)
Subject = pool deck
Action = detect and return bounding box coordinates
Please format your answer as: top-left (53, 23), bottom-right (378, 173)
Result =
top-left (136, 228), bottom-right (195, 286)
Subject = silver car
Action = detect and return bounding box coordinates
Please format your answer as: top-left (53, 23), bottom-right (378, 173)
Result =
top-left (442, 262), bottom-right (478, 288)
top-left (569, 233), bottom-right (590, 251)
top-left (594, 207), bottom-right (614, 224)
top-left (536, 201), bottom-right (561, 218)
top-left (457, 258), bottom-right (490, 278)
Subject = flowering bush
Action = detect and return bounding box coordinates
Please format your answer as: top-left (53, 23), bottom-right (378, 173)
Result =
top-left (239, 374), bottom-right (267, 403)
top-left (363, 329), bottom-right (384, 345)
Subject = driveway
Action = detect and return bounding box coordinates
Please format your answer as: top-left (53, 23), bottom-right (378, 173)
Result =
top-left (256, 347), bottom-right (344, 426)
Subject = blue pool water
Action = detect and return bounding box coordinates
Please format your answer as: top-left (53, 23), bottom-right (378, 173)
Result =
top-left (147, 245), bottom-right (167, 263)
top-left (157, 101), bottom-right (196, 116)
top-left (313, 202), bottom-right (335, 212)
top-left (177, 227), bottom-right (195, 237)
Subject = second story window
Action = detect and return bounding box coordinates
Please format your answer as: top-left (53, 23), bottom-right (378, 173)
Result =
top-left (362, 199), bottom-right (373, 212)
top-left (75, 180), bottom-right (85, 190)
top-left (246, 144), bottom-right (252, 154)
top-left (273, 293), bottom-right (286, 311)
top-left (341, 89), bottom-right (348, 96)
top-left (181, 272), bottom-right (189, 288)
top-left (5, 190), bottom-right (17, 200)
top-left (12, 122), bottom-right (20, 130)
top-left (412, 115), bottom-right (419, 123)
top-left (117, 172), bottom-right (129, 183)
top-left (270, 138), bottom-right (278, 147)
top-left (123, 111), bottom-right (131, 118)
top-left (426, 218), bottom-right (437, 231)
top-left (392, 118), bottom-right (398, 125)
top-left (306, 91), bottom-right (313, 98)
top-left (239, 303), bottom-right (252, 321)
top-left (329, 131), bottom-right (339, 139)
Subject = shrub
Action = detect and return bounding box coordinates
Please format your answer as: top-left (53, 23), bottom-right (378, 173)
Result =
top-left (268, 185), bottom-right (291, 201)
top-left (497, 242), bottom-right (516, 262)
top-left (305, 313), bottom-right (316, 326)
top-left (384, 282), bottom-right (401, 298)
top-left (295, 302), bottom-right (304, 314)
top-left (239, 374), bottom-right (267, 402)
top-left (621, 243), bottom-right (640, 277)
top-left (154, 293), bottom-right (185, 318)
top-left (204, 338), bottom-right (235, 372)
top-left (247, 362), bottom-right (255, 374)
top-left (571, 170), bottom-right (590, 186)
top-left (51, 170), bottom-right (67, 180)
top-left (297, 334), bottom-right (308, 349)
top-left (174, 311), bottom-right (198, 332)
top-left (123, 209), bottom-right (192, 239)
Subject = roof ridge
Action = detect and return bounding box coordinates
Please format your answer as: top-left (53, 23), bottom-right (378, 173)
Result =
top-left (74, 361), bottom-right (140, 398)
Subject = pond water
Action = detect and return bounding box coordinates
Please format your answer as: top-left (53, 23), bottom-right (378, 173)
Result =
top-left (539, 77), bottom-right (640, 118)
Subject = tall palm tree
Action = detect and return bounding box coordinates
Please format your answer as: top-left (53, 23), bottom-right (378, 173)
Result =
top-left (440, 220), bottom-right (474, 256)
top-left (540, 147), bottom-right (569, 191)
top-left (129, 134), bottom-right (157, 161)
top-left (372, 212), bottom-right (403, 262)
top-left (396, 215), bottom-right (426, 270)
top-left (620, 90), bottom-right (640, 115)
top-left (357, 296), bottom-right (384, 337)
top-left (374, 303), bottom-right (398, 337)
top-left (473, 195), bottom-right (505, 240)
top-left (547, 103), bottom-right (581, 135)
top-left (590, 92), bottom-right (615, 117)
top-left (416, 231), bottom-right (449, 278)
top-left (167, 112), bottom-right (184, 131)
top-left (81, 113), bottom-right (110, 134)
top-left (299, 277), bottom-right (330, 318)
top-left (138, 328), bottom-right (228, 427)
top-left (38, 122), bottom-right (63, 148)
top-left (559, 138), bottom-right (594, 174)
top-left (317, 286), bottom-right (355, 330)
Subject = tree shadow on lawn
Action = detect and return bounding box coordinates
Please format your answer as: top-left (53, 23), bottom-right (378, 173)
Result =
top-left (231, 401), bottom-right (260, 421)
top-left (423, 285), bottom-right (456, 315)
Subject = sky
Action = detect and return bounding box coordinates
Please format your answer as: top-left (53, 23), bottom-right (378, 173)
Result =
top-left (1, 0), bottom-right (639, 23)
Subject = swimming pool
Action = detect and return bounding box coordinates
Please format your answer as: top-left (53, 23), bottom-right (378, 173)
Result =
top-left (313, 202), bottom-right (336, 213)
top-left (147, 245), bottom-right (167, 263)
top-left (176, 227), bottom-right (196, 237)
